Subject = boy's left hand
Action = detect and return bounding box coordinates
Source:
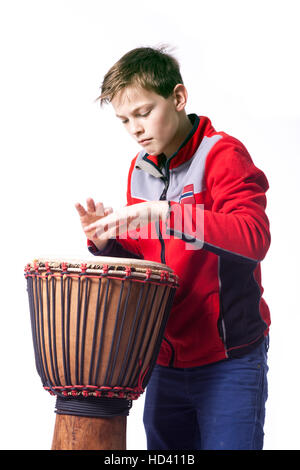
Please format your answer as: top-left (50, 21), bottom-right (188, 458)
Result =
top-left (84, 201), bottom-right (169, 241)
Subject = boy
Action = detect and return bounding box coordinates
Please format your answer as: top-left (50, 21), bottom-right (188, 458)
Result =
top-left (75, 46), bottom-right (270, 450)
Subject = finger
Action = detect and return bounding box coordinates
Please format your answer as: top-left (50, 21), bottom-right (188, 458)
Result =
top-left (86, 197), bottom-right (96, 213)
top-left (84, 220), bottom-right (103, 234)
top-left (104, 206), bottom-right (114, 216)
top-left (84, 211), bottom-right (133, 234)
top-left (84, 222), bottom-right (101, 234)
top-left (96, 219), bottom-right (129, 240)
top-left (75, 202), bottom-right (87, 217)
top-left (96, 217), bottom-right (130, 238)
top-left (85, 215), bottom-right (129, 240)
top-left (84, 212), bottom-right (114, 233)
top-left (95, 202), bottom-right (105, 217)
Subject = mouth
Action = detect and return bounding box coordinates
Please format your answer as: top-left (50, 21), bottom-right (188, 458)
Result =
top-left (138, 138), bottom-right (152, 145)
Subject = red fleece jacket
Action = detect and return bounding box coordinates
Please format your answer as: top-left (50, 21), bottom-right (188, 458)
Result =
top-left (88, 114), bottom-right (271, 367)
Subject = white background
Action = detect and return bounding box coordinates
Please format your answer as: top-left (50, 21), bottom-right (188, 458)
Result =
top-left (0, 0), bottom-right (299, 450)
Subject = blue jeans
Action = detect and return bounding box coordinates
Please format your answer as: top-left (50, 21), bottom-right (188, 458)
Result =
top-left (143, 338), bottom-right (269, 450)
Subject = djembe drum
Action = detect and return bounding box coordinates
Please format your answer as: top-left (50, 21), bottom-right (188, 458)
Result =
top-left (24, 257), bottom-right (178, 450)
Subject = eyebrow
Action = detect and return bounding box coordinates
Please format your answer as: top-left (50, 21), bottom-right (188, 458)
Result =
top-left (115, 104), bottom-right (151, 119)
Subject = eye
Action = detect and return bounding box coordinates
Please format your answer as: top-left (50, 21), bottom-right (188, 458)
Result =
top-left (140, 110), bottom-right (151, 118)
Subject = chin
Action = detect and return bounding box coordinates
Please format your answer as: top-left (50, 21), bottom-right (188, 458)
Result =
top-left (147, 145), bottom-right (164, 156)
top-left (144, 146), bottom-right (157, 155)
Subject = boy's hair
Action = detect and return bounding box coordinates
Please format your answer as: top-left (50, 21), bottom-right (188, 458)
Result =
top-left (99, 45), bottom-right (183, 106)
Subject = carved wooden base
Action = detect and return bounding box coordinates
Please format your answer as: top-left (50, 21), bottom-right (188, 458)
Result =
top-left (51, 414), bottom-right (126, 450)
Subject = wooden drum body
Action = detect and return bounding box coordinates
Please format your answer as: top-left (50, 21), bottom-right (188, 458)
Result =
top-left (25, 257), bottom-right (178, 449)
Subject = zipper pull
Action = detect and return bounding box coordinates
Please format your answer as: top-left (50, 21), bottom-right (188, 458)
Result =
top-left (160, 187), bottom-right (167, 200)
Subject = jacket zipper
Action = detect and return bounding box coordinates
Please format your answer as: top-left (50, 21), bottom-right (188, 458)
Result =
top-left (217, 257), bottom-right (228, 357)
top-left (158, 163), bottom-right (175, 367)
top-left (158, 170), bottom-right (169, 264)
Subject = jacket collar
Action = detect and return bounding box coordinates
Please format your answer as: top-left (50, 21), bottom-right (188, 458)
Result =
top-left (136, 114), bottom-right (215, 176)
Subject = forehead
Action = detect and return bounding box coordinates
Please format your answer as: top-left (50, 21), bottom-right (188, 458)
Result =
top-left (111, 85), bottom-right (164, 115)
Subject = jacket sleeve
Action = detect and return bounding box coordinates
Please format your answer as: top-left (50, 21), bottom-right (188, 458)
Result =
top-left (87, 153), bottom-right (143, 260)
top-left (87, 238), bottom-right (142, 259)
top-left (165, 137), bottom-right (271, 262)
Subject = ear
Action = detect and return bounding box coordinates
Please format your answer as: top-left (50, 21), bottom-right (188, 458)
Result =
top-left (172, 84), bottom-right (188, 111)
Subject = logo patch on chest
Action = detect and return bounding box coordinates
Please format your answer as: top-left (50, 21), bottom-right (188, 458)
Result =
top-left (179, 184), bottom-right (195, 204)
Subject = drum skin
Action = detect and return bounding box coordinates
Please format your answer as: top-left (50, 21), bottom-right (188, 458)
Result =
top-left (25, 257), bottom-right (178, 449)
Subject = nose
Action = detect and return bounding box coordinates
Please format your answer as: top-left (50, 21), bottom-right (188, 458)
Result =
top-left (129, 119), bottom-right (144, 137)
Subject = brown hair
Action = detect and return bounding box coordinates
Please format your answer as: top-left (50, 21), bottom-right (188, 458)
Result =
top-left (98, 45), bottom-right (183, 106)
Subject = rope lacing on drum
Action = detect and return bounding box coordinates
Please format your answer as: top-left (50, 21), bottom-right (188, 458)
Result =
top-left (160, 270), bottom-right (170, 283)
top-left (24, 264), bottom-right (31, 278)
top-left (80, 263), bottom-right (87, 274)
top-left (145, 268), bottom-right (152, 280)
top-left (102, 264), bottom-right (109, 276)
top-left (125, 266), bottom-right (132, 279)
top-left (61, 262), bottom-right (68, 273)
top-left (45, 262), bottom-right (52, 274)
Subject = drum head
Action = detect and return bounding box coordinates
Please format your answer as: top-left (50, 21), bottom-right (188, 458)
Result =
top-left (26, 256), bottom-right (178, 284)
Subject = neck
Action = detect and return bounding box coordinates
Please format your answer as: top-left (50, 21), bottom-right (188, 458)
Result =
top-left (165, 112), bottom-right (193, 159)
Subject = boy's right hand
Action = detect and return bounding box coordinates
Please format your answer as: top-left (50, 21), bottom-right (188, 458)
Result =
top-left (75, 198), bottom-right (113, 251)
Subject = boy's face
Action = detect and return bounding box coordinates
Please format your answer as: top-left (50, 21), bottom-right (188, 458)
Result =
top-left (111, 84), bottom-right (185, 158)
